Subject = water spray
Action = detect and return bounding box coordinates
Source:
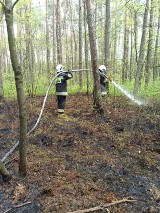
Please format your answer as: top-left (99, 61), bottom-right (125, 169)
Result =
top-left (111, 80), bottom-right (148, 106)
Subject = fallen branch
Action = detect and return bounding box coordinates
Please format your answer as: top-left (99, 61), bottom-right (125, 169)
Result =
top-left (66, 198), bottom-right (137, 213)
top-left (4, 201), bottom-right (32, 213)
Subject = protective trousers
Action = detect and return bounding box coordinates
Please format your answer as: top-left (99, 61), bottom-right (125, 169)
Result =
top-left (57, 96), bottom-right (67, 113)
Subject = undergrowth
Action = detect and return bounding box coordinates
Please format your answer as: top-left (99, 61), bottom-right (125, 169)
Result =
top-left (2, 72), bottom-right (160, 100)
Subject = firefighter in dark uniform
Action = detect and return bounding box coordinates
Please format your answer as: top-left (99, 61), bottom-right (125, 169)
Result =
top-left (99, 65), bottom-right (109, 96)
top-left (55, 64), bottom-right (73, 114)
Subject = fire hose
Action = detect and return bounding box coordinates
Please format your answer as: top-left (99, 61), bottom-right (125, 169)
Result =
top-left (1, 69), bottom-right (91, 162)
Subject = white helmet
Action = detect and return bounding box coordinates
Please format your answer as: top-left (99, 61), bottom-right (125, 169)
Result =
top-left (56, 64), bottom-right (63, 73)
top-left (99, 65), bottom-right (106, 73)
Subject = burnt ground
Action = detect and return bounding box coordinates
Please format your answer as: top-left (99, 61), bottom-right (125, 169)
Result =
top-left (0, 94), bottom-right (160, 213)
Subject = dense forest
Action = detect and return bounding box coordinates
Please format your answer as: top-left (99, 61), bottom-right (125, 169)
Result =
top-left (0, 0), bottom-right (160, 213)
top-left (0, 0), bottom-right (159, 97)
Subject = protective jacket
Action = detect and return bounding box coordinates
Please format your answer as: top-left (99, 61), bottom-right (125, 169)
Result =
top-left (99, 72), bottom-right (109, 96)
top-left (55, 71), bottom-right (73, 96)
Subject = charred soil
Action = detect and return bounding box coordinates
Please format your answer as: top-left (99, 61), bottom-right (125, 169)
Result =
top-left (0, 94), bottom-right (160, 213)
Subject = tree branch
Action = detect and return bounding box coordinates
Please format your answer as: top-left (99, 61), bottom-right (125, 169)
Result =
top-left (4, 202), bottom-right (32, 213)
top-left (12, 0), bottom-right (20, 9)
top-left (0, 0), bottom-right (5, 8)
top-left (66, 198), bottom-right (137, 213)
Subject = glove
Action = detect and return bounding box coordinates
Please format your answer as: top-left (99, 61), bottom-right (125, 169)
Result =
top-left (103, 78), bottom-right (108, 83)
top-left (67, 70), bottom-right (72, 75)
top-left (67, 70), bottom-right (73, 78)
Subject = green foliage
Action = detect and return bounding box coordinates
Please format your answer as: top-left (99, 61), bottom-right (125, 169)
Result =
top-left (3, 71), bottom-right (160, 101)
top-left (69, 83), bottom-right (92, 95)
top-left (3, 72), bottom-right (16, 98)
top-left (139, 80), bottom-right (160, 98)
top-left (111, 78), bottom-right (160, 100)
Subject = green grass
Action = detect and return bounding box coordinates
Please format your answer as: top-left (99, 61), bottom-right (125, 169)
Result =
top-left (2, 72), bottom-right (160, 100)
top-left (139, 81), bottom-right (160, 98)
top-left (109, 77), bottom-right (160, 100)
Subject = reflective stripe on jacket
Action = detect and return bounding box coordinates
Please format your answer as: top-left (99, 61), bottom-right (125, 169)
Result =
top-left (55, 72), bottom-right (73, 96)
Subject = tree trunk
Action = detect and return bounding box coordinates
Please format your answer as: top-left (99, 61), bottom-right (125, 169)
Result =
top-left (86, 0), bottom-right (104, 115)
top-left (145, 0), bottom-right (154, 87)
top-left (68, 0), bottom-right (74, 68)
top-left (153, 4), bottom-right (160, 81)
top-left (17, 8), bottom-right (23, 66)
top-left (3, 0), bottom-right (27, 176)
top-left (79, 0), bottom-right (83, 88)
top-left (129, 23), bottom-right (133, 82)
top-left (46, 0), bottom-right (51, 74)
top-left (24, 3), bottom-right (36, 97)
top-left (52, 0), bottom-right (56, 69)
top-left (56, 0), bottom-right (63, 64)
top-left (0, 160), bottom-right (12, 181)
top-left (134, 0), bottom-right (149, 96)
top-left (63, 1), bottom-right (69, 67)
top-left (0, 23), bottom-right (4, 99)
top-left (0, 52), bottom-right (4, 100)
top-left (1, 20), bottom-right (9, 73)
top-left (97, 4), bottom-right (103, 64)
top-left (105, 0), bottom-right (110, 72)
top-left (112, 18), bottom-right (117, 75)
top-left (84, 2), bottom-right (89, 94)
top-left (69, 0), bottom-right (77, 68)
top-left (134, 11), bottom-right (138, 64)
top-left (122, 3), bottom-right (129, 83)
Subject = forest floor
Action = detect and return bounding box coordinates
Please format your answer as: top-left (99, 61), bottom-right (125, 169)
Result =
top-left (0, 94), bottom-right (160, 213)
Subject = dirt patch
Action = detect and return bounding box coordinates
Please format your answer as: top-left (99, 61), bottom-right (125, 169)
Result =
top-left (0, 95), bottom-right (160, 213)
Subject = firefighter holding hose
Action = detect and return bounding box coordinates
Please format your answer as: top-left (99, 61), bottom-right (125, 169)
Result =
top-left (99, 65), bottom-right (109, 96)
top-left (55, 64), bottom-right (73, 115)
